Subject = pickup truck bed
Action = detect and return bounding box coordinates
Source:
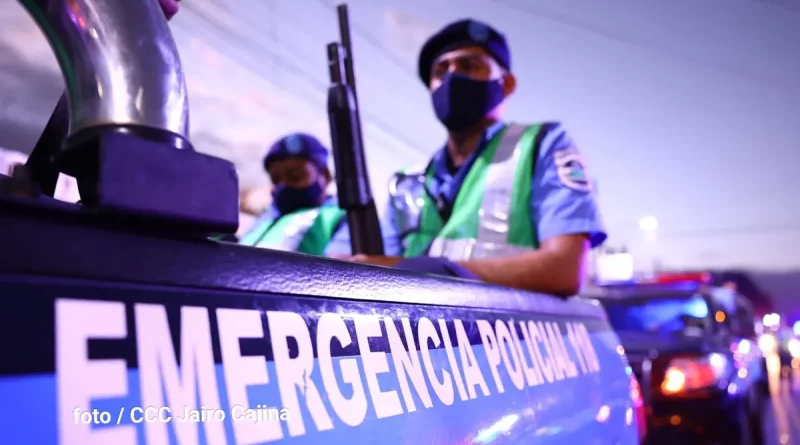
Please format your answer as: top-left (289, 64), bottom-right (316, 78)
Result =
top-left (0, 197), bottom-right (639, 444)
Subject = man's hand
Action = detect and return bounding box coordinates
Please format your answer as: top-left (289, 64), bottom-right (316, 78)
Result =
top-left (457, 234), bottom-right (590, 296)
top-left (158, 0), bottom-right (179, 20)
top-left (333, 254), bottom-right (405, 268)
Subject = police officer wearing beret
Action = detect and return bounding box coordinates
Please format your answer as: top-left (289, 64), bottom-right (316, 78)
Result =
top-left (348, 19), bottom-right (607, 296)
top-left (239, 133), bottom-right (354, 256)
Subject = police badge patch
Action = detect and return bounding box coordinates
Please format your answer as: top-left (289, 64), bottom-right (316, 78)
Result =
top-left (284, 134), bottom-right (304, 154)
top-left (554, 148), bottom-right (592, 192)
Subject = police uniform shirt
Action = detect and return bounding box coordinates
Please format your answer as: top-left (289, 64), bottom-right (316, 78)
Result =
top-left (252, 196), bottom-right (403, 257)
top-left (382, 122), bottom-right (607, 255)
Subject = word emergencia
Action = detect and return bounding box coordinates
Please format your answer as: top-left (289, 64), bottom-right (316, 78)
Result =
top-left (56, 298), bottom-right (602, 444)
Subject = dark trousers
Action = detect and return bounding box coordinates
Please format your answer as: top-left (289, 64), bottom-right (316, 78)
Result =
top-left (394, 257), bottom-right (478, 280)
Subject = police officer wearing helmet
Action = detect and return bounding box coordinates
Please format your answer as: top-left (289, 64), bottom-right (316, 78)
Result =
top-left (239, 133), bottom-right (353, 256)
top-left (347, 19), bottom-right (607, 296)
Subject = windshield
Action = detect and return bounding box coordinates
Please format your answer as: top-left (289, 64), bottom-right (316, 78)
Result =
top-left (602, 294), bottom-right (712, 336)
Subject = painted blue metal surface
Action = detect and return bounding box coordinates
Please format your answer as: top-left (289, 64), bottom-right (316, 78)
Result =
top-left (0, 202), bottom-right (639, 444)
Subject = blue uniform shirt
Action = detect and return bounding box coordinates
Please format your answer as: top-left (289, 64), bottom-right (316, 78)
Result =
top-left (251, 196), bottom-right (402, 257)
top-left (382, 121), bottom-right (607, 255)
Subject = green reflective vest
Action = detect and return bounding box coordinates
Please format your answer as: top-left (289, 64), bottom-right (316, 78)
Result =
top-left (389, 123), bottom-right (543, 261)
top-left (239, 205), bottom-right (345, 256)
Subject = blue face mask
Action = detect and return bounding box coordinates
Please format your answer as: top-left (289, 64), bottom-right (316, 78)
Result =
top-left (432, 73), bottom-right (505, 132)
top-left (272, 182), bottom-right (325, 215)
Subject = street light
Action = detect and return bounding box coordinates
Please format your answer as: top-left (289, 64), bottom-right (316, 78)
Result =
top-left (637, 215), bottom-right (659, 277)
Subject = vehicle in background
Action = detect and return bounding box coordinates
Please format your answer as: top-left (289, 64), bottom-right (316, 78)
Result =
top-left (786, 337), bottom-right (800, 375)
top-left (758, 315), bottom-right (800, 379)
top-left (776, 326), bottom-right (799, 378)
top-left (587, 272), bottom-right (766, 445)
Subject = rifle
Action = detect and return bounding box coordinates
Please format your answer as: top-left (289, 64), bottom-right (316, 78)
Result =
top-left (326, 4), bottom-right (385, 255)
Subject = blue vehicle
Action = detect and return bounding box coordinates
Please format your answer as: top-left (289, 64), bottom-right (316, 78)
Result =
top-left (0, 0), bottom-right (642, 444)
top-left (590, 273), bottom-right (766, 445)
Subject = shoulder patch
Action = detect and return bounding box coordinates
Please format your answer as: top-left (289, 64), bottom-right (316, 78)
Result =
top-left (554, 147), bottom-right (592, 192)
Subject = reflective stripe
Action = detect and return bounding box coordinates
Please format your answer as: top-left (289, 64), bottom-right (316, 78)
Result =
top-left (393, 123), bottom-right (538, 260)
top-left (388, 164), bottom-right (428, 237)
top-left (477, 123), bottom-right (528, 247)
top-left (429, 238), bottom-right (534, 261)
top-left (255, 208), bottom-right (320, 252)
top-left (429, 124), bottom-right (532, 261)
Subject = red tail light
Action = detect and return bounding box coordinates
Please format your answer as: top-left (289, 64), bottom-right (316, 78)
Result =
top-left (653, 272), bottom-right (712, 284)
top-left (630, 375), bottom-right (647, 442)
top-left (658, 353), bottom-right (728, 396)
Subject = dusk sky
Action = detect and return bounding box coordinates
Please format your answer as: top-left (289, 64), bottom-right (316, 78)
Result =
top-left (1, 0), bottom-right (798, 271)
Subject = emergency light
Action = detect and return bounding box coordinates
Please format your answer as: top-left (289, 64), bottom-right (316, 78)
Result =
top-left (652, 272), bottom-right (713, 285)
top-left (659, 353), bottom-right (728, 396)
top-left (599, 271), bottom-right (713, 288)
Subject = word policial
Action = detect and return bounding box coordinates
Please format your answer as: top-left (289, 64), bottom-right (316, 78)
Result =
top-left (56, 299), bottom-right (601, 444)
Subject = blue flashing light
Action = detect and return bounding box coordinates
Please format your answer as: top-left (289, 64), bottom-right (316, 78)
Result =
top-left (686, 297), bottom-right (710, 318)
top-left (793, 321), bottom-right (800, 336)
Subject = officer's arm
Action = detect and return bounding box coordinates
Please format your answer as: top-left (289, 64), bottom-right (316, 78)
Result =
top-left (457, 124), bottom-right (606, 296)
top-left (458, 235), bottom-right (590, 295)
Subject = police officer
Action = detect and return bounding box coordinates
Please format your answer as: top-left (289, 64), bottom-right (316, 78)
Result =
top-left (239, 133), bottom-right (353, 256)
top-left (348, 19), bottom-right (607, 296)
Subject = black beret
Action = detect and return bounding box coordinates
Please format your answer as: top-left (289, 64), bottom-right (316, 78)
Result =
top-left (417, 19), bottom-right (511, 86)
top-left (263, 133), bottom-right (329, 172)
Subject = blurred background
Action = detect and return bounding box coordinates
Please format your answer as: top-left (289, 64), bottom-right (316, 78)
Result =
top-left (1, 0), bottom-right (798, 308)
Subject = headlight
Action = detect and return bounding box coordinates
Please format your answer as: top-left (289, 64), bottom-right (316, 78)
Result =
top-left (660, 353), bottom-right (728, 395)
top-left (759, 334), bottom-right (777, 353)
top-left (788, 338), bottom-right (800, 358)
